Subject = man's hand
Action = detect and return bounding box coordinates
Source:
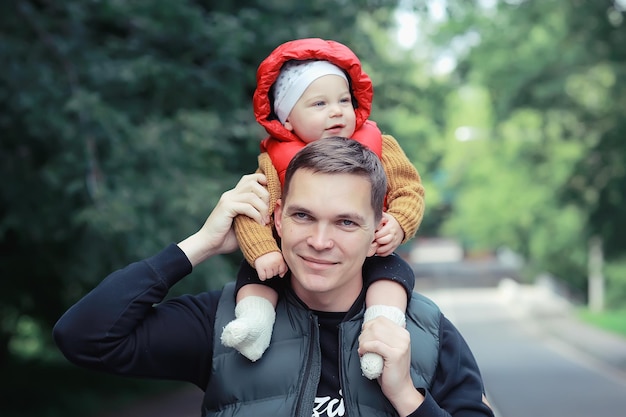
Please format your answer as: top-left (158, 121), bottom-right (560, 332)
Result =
top-left (358, 316), bottom-right (425, 416)
top-left (254, 251), bottom-right (288, 280)
top-left (178, 174), bottom-right (270, 267)
top-left (374, 212), bottom-right (404, 257)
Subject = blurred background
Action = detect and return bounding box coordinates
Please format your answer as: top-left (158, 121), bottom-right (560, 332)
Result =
top-left (2, 0), bottom-right (626, 416)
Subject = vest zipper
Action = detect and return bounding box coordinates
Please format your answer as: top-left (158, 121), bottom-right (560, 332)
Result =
top-left (295, 313), bottom-right (321, 417)
top-left (338, 323), bottom-right (348, 416)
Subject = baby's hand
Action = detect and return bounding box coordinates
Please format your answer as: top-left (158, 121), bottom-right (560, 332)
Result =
top-left (374, 213), bottom-right (404, 257)
top-left (254, 251), bottom-right (288, 280)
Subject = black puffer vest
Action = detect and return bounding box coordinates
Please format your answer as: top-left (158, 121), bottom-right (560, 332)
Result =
top-left (203, 283), bottom-right (440, 416)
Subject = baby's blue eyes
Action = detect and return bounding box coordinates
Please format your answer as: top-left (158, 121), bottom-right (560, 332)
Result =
top-left (311, 98), bottom-right (351, 107)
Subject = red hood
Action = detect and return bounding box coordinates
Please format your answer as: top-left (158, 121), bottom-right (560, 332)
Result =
top-left (253, 38), bottom-right (374, 143)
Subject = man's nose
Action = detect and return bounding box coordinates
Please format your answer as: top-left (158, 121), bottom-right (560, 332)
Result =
top-left (307, 224), bottom-right (334, 250)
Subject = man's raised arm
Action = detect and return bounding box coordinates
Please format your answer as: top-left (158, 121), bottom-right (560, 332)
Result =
top-left (179, 173), bottom-right (270, 266)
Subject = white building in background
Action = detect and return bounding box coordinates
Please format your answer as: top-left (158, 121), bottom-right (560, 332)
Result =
top-left (410, 238), bottom-right (464, 264)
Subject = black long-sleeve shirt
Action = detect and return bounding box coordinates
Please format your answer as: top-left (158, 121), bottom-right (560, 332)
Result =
top-left (53, 244), bottom-right (493, 417)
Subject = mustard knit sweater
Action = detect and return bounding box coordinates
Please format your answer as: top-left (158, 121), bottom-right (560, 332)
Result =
top-left (233, 135), bottom-right (425, 266)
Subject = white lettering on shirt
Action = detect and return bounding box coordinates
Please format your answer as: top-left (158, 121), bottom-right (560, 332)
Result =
top-left (313, 389), bottom-right (345, 417)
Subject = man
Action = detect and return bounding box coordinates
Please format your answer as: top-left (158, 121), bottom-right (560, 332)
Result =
top-left (54, 137), bottom-right (493, 417)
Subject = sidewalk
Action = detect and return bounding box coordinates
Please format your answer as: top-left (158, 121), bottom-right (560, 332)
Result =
top-left (498, 277), bottom-right (626, 375)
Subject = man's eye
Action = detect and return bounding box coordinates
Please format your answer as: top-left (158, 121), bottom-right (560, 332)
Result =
top-left (340, 219), bottom-right (356, 227)
top-left (294, 212), bottom-right (310, 220)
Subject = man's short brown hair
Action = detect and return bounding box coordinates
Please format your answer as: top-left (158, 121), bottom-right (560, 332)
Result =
top-left (283, 137), bottom-right (387, 223)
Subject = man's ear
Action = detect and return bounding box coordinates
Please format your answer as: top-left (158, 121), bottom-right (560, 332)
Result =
top-left (367, 239), bottom-right (378, 257)
top-left (274, 199), bottom-right (283, 238)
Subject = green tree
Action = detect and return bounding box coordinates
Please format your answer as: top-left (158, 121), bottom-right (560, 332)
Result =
top-left (420, 0), bottom-right (626, 298)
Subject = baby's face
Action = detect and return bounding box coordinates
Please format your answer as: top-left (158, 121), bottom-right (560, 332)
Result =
top-left (283, 75), bottom-right (357, 143)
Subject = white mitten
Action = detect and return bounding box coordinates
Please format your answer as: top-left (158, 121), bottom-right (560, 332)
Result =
top-left (360, 305), bottom-right (406, 379)
top-left (220, 296), bottom-right (276, 362)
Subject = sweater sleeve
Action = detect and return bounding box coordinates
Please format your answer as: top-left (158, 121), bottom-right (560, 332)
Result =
top-left (233, 152), bottom-right (282, 266)
top-left (53, 244), bottom-right (221, 390)
top-left (408, 316), bottom-right (495, 417)
top-left (381, 135), bottom-right (425, 243)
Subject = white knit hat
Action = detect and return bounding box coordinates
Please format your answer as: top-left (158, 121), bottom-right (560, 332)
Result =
top-left (273, 60), bottom-right (349, 124)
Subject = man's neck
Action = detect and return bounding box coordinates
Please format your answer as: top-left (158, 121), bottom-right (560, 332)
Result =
top-left (292, 281), bottom-right (363, 312)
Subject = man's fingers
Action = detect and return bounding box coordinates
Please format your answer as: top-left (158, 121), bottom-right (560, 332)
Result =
top-left (228, 199), bottom-right (267, 225)
top-left (359, 317), bottom-right (410, 356)
top-left (237, 174), bottom-right (269, 200)
top-left (229, 174), bottom-right (270, 224)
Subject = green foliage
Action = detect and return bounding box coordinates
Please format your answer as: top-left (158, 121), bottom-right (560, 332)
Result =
top-left (440, 100), bottom-right (590, 284)
top-left (424, 0), bottom-right (626, 298)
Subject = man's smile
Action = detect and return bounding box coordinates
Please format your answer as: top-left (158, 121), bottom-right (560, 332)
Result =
top-left (300, 255), bottom-right (338, 269)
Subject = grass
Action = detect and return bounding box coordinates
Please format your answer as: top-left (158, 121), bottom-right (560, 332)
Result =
top-left (577, 308), bottom-right (626, 338)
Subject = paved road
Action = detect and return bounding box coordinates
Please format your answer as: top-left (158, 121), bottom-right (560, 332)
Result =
top-left (423, 283), bottom-right (626, 417)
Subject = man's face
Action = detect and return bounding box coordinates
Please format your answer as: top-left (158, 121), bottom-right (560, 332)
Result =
top-left (284, 75), bottom-right (357, 144)
top-left (274, 169), bottom-right (379, 311)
